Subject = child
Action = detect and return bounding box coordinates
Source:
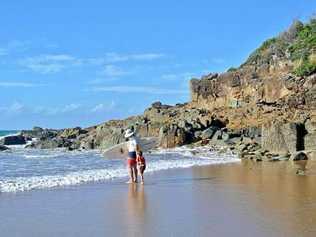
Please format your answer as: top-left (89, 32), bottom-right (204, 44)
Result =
top-left (136, 151), bottom-right (146, 184)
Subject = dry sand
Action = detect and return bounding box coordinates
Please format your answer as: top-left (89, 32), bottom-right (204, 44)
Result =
top-left (1, 160), bottom-right (316, 237)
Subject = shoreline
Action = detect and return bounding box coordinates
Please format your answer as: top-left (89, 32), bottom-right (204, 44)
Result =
top-left (1, 143), bottom-right (314, 193)
top-left (0, 145), bottom-right (240, 193)
top-left (1, 161), bottom-right (316, 236)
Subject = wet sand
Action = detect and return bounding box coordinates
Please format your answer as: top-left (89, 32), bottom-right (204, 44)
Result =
top-left (1, 161), bottom-right (316, 237)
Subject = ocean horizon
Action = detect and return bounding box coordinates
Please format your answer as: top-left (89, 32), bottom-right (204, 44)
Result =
top-left (0, 130), bottom-right (20, 138)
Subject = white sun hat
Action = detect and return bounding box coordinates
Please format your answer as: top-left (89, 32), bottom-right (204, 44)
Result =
top-left (124, 129), bottom-right (135, 138)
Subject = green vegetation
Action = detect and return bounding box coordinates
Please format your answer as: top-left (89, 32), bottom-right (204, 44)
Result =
top-left (293, 59), bottom-right (316, 77)
top-left (288, 19), bottom-right (316, 61)
top-left (241, 18), bottom-right (316, 77)
top-left (290, 19), bottom-right (316, 77)
top-left (227, 67), bottom-right (238, 72)
top-left (259, 38), bottom-right (278, 51)
top-left (243, 37), bottom-right (289, 66)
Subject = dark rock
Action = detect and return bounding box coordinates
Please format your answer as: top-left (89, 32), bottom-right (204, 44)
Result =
top-left (304, 119), bottom-right (316, 150)
top-left (28, 137), bottom-right (73, 149)
top-left (158, 124), bottom-right (187, 148)
top-left (0, 135), bottom-right (26, 145)
top-left (231, 75), bottom-right (241, 87)
top-left (151, 101), bottom-right (163, 108)
top-left (0, 145), bottom-right (10, 151)
top-left (21, 127), bottom-right (59, 140)
top-left (243, 127), bottom-right (261, 138)
top-left (201, 73), bottom-right (218, 80)
top-left (262, 122), bottom-right (302, 154)
top-left (209, 118), bottom-right (226, 129)
top-left (291, 151), bottom-right (309, 161)
top-left (59, 127), bottom-right (88, 139)
top-left (200, 126), bottom-right (218, 139)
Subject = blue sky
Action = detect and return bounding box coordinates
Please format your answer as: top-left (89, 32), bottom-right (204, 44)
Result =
top-left (0, 0), bottom-right (315, 130)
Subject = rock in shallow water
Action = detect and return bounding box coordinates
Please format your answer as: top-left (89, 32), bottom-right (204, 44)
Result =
top-left (0, 145), bottom-right (10, 151)
top-left (0, 135), bottom-right (26, 145)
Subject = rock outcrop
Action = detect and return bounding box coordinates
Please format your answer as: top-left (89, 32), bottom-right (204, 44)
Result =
top-left (0, 145), bottom-right (10, 151)
top-left (23, 19), bottom-right (316, 165)
top-left (0, 135), bottom-right (26, 145)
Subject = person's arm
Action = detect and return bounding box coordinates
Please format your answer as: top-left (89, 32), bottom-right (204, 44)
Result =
top-left (136, 144), bottom-right (141, 153)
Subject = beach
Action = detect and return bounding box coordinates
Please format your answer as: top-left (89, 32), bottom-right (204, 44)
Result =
top-left (1, 161), bottom-right (316, 237)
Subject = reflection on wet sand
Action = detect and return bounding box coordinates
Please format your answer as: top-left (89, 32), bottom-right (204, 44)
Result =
top-left (192, 161), bottom-right (316, 236)
top-left (2, 161), bottom-right (316, 236)
top-left (125, 184), bottom-right (147, 237)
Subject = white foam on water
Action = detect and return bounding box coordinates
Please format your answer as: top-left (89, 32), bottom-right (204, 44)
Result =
top-left (23, 154), bottom-right (60, 159)
top-left (0, 146), bottom-right (240, 193)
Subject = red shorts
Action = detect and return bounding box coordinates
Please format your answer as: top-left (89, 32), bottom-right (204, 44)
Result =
top-left (127, 158), bottom-right (136, 167)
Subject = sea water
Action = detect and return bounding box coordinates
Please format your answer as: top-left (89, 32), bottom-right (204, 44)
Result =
top-left (0, 130), bottom-right (20, 139)
top-left (0, 145), bottom-right (240, 193)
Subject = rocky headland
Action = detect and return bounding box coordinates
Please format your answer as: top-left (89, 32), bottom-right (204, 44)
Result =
top-left (2, 19), bottom-right (316, 166)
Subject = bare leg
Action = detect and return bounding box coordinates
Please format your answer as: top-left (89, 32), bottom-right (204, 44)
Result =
top-left (132, 166), bottom-right (138, 183)
top-left (126, 166), bottom-right (134, 183)
top-left (140, 167), bottom-right (145, 184)
top-left (138, 166), bottom-right (144, 184)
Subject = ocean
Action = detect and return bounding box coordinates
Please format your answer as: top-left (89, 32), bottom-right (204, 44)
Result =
top-left (0, 143), bottom-right (239, 193)
top-left (0, 130), bottom-right (20, 138)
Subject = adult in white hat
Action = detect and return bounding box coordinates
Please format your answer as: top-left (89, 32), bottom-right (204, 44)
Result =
top-left (124, 129), bottom-right (140, 183)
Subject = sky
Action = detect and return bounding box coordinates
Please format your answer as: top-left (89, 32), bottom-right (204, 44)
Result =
top-left (0, 0), bottom-right (315, 130)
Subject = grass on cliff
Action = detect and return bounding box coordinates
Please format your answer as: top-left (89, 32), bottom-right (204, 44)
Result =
top-left (293, 54), bottom-right (316, 77)
top-left (242, 18), bottom-right (316, 77)
top-left (290, 19), bottom-right (316, 77)
top-left (289, 19), bottom-right (316, 61)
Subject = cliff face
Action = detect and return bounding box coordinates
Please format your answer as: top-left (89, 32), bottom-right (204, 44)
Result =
top-left (190, 19), bottom-right (316, 128)
top-left (188, 19), bottom-right (316, 159)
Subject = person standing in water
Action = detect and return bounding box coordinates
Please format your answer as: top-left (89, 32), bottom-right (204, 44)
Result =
top-left (124, 129), bottom-right (140, 183)
top-left (136, 150), bottom-right (146, 184)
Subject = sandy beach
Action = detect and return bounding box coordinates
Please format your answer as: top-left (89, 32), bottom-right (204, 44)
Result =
top-left (1, 161), bottom-right (316, 237)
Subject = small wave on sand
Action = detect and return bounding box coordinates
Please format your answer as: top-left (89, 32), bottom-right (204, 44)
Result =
top-left (0, 146), bottom-right (239, 193)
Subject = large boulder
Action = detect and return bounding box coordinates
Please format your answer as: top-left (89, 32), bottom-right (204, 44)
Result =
top-left (200, 126), bottom-right (218, 140)
top-left (0, 145), bottom-right (10, 151)
top-left (59, 127), bottom-right (88, 139)
top-left (261, 121), bottom-right (302, 154)
top-left (0, 135), bottom-right (26, 145)
top-left (158, 124), bottom-right (187, 148)
top-left (21, 127), bottom-right (59, 140)
top-left (304, 119), bottom-right (316, 151)
top-left (94, 126), bottom-right (125, 150)
top-left (291, 151), bottom-right (309, 161)
top-left (27, 137), bottom-right (72, 149)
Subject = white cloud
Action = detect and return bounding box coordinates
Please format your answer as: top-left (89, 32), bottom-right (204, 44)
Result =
top-left (91, 86), bottom-right (187, 95)
top-left (26, 103), bottom-right (82, 116)
top-left (17, 52), bottom-right (164, 74)
top-left (0, 102), bottom-right (117, 116)
top-left (18, 54), bottom-right (81, 74)
top-left (0, 102), bottom-right (25, 114)
top-left (104, 52), bottom-right (164, 63)
top-left (0, 82), bottom-right (45, 88)
top-left (90, 101), bottom-right (116, 113)
top-left (101, 65), bottom-right (129, 77)
top-left (61, 104), bottom-right (81, 113)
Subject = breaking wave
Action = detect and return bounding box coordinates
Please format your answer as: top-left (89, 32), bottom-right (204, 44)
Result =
top-left (0, 146), bottom-right (239, 193)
